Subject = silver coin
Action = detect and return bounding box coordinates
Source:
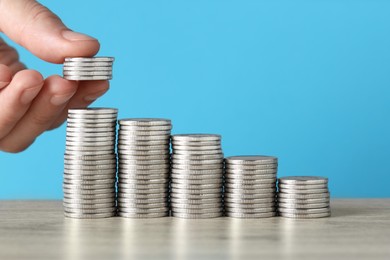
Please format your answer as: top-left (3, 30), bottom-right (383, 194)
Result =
top-left (117, 202), bottom-right (167, 209)
top-left (171, 140), bottom-right (221, 146)
top-left (118, 197), bottom-right (167, 204)
top-left (171, 168), bottom-right (223, 175)
top-left (171, 134), bottom-right (221, 142)
top-left (64, 158), bottom-right (116, 165)
top-left (64, 75), bottom-right (112, 80)
top-left (118, 179), bottom-right (168, 186)
top-left (171, 178), bottom-right (223, 185)
top-left (63, 70), bottom-right (112, 76)
top-left (64, 164), bottom-right (116, 170)
top-left (64, 211), bottom-right (116, 219)
top-left (171, 212), bottom-right (222, 219)
top-left (171, 158), bottom-right (223, 165)
top-left (118, 187), bottom-right (167, 194)
top-left (170, 203), bottom-right (221, 210)
top-left (224, 197), bottom-right (276, 204)
top-left (63, 188), bottom-right (114, 195)
top-left (225, 178), bottom-right (277, 185)
top-left (279, 188), bottom-right (329, 194)
top-left (172, 164), bottom-right (223, 170)
top-left (119, 125), bottom-right (172, 131)
top-left (67, 118), bottom-right (117, 124)
top-left (118, 149), bottom-right (170, 156)
top-left (226, 168), bottom-right (278, 175)
top-left (226, 164), bottom-right (278, 170)
top-left (66, 120), bottom-right (117, 126)
top-left (118, 207), bottom-right (168, 214)
top-left (68, 108), bottom-right (117, 114)
top-left (63, 202), bottom-right (115, 209)
top-left (171, 183), bottom-right (222, 190)
top-left (226, 211), bottom-right (276, 219)
top-left (119, 164), bottom-right (169, 170)
top-left (225, 207), bottom-right (275, 214)
top-left (118, 154), bottom-right (170, 160)
top-left (63, 179), bottom-right (116, 185)
top-left (171, 153), bottom-right (224, 160)
top-left (63, 61), bottom-right (113, 67)
top-left (65, 136), bottom-right (116, 143)
top-left (278, 183), bottom-right (328, 190)
top-left (66, 131), bottom-right (116, 137)
top-left (225, 155), bottom-right (278, 165)
top-left (117, 144), bottom-right (169, 151)
top-left (119, 118), bottom-right (171, 126)
top-left (276, 197), bottom-right (330, 204)
top-left (170, 187), bottom-right (222, 194)
top-left (225, 183), bottom-right (276, 190)
top-left (278, 207), bottom-right (331, 214)
top-left (63, 175), bottom-right (116, 182)
top-left (119, 130), bottom-right (171, 136)
top-left (63, 66), bottom-right (113, 71)
top-left (278, 176), bottom-right (328, 185)
top-left (64, 207), bottom-right (116, 214)
top-left (118, 211), bottom-right (168, 218)
top-left (63, 198), bottom-right (114, 204)
top-left (173, 150), bottom-right (222, 155)
top-left (118, 139), bottom-right (169, 146)
top-left (118, 183), bottom-right (167, 190)
top-left (118, 135), bottom-right (170, 141)
top-left (170, 197), bottom-right (222, 205)
top-left (224, 192), bottom-right (276, 200)
top-left (63, 183), bottom-right (114, 190)
top-left (225, 174), bottom-right (277, 180)
top-left (118, 159), bottom-right (169, 165)
top-left (118, 168), bottom-right (169, 175)
top-left (170, 173), bottom-right (222, 181)
top-left (117, 193), bottom-right (168, 199)
top-left (278, 202), bottom-right (329, 209)
top-left (224, 202), bottom-right (275, 209)
top-left (68, 111), bottom-right (116, 118)
top-left (64, 153), bottom-right (116, 161)
top-left (64, 193), bottom-right (116, 199)
top-left (227, 187), bottom-right (276, 194)
top-left (65, 57), bottom-right (115, 62)
top-left (172, 145), bottom-right (221, 151)
top-left (66, 126), bottom-right (115, 133)
top-left (170, 192), bottom-right (221, 200)
top-left (171, 207), bottom-right (222, 214)
top-left (64, 169), bottom-right (116, 176)
top-left (279, 211), bottom-right (331, 219)
top-left (118, 174), bottom-right (169, 180)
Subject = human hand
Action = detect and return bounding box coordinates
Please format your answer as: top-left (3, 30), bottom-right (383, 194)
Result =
top-left (0, 0), bottom-right (109, 153)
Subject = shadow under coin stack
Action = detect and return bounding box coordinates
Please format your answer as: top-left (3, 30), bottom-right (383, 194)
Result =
top-left (170, 134), bottom-right (224, 219)
top-left (277, 176), bottom-right (331, 218)
top-left (63, 57), bottom-right (114, 81)
top-left (224, 156), bottom-right (278, 218)
top-left (117, 119), bottom-right (172, 218)
top-left (63, 108), bottom-right (118, 219)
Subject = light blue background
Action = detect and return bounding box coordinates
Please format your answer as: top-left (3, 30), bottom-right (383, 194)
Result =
top-left (0, 0), bottom-right (389, 199)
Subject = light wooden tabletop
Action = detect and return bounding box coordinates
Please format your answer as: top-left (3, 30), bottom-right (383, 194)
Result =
top-left (0, 199), bottom-right (389, 260)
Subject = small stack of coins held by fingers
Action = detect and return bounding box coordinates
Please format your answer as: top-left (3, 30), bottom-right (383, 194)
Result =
top-left (63, 108), bottom-right (118, 219)
top-left (277, 176), bottom-right (331, 218)
top-left (224, 156), bottom-right (278, 218)
top-left (117, 119), bottom-right (172, 218)
top-left (63, 57), bottom-right (114, 81)
top-left (170, 134), bottom-right (224, 219)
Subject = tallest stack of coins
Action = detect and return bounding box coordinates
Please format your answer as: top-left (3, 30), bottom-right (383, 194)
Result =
top-left (63, 108), bottom-right (118, 219)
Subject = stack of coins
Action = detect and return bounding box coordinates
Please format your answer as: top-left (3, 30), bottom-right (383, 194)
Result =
top-left (277, 176), bottom-right (331, 218)
top-left (63, 108), bottom-right (118, 219)
top-left (224, 156), bottom-right (278, 218)
top-left (170, 134), bottom-right (224, 219)
top-left (63, 57), bottom-right (114, 81)
top-left (117, 118), bottom-right (171, 218)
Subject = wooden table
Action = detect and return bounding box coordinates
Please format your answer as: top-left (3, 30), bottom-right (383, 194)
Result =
top-left (0, 199), bottom-right (389, 260)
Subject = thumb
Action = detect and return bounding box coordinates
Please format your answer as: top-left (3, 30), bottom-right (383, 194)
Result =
top-left (0, 0), bottom-right (100, 63)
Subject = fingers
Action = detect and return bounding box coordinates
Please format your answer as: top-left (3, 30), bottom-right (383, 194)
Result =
top-left (0, 70), bottom-right (44, 139)
top-left (0, 75), bottom-right (77, 153)
top-left (0, 38), bottom-right (26, 74)
top-left (0, 0), bottom-right (100, 63)
top-left (49, 80), bottom-right (110, 130)
top-left (0, 64), bottom-right (13, 88)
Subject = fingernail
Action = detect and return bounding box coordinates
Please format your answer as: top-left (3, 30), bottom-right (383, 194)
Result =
top-left (50, 93), bottom-right (75, 106)
top-left (0, 82), bottom-right (10, 89)
top-left (21, 87), bottom-right (41, 105)
top-left (62, 30), bottom-right (97, 42)
top-left (84, 90), bottom-right (108, 101)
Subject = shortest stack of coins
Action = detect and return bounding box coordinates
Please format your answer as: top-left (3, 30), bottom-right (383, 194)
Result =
top-left (63, 57), bottom-right (114, 81)
top-left (63, 108), bottom-right (118, 219)
top-left (277, 176), bottom-right (331, 219)
top-left (117, 119), bottom-right (171, 218)
top-left (224, 156), bottom-right (278, 218)
top-left (170, 134), bottom-right (224, 219)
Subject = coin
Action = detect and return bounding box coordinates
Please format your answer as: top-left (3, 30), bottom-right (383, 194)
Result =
top-left (225, 155), bottom-right (278, 165)
top-left (278, 176), bottom-right (328, 185)
top-left (225, 212), bottom-right (276, 218)
top-left (279, 211), bottom-right (331, 219)
top-left (171, 134), bottom-right (221, 141)
top-left (278, 207), bottom-right (331, 214)
top-left (64, 212), bottom-right (116, 219)
top-left (118, 212), bottom-right (168, 218)
top-left (171, 212), bottom-right (223, 219)
top-left (279, 188), bottom-right (329, 194)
